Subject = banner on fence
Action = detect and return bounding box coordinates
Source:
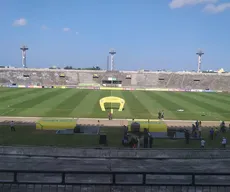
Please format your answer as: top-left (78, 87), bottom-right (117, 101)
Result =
top-left (18, 85), bottom-right (26, 88)
top-left (145, 88), bottom-right (168, 91)
top-left (1, 84), bottom-right (224, 93)
top-left (202, 90), bottom-right (215, 93)
top-left (168, 89), bottom-right (185, 92)
top-left (66, 85), bottom-right (77, 88)
top-left (191, 89), bottom-right (203, 92)
top-left (124, 88), bottom-right (136, 91)
top-left (32, 86), bottom-right (42, 88)
top-left (54, 86), bottom-right (66, 89)
top-left (8, 85), bottom-right (18, 88)
top-left (100, 87), bottom-right (123, 90)
top-left (79, 83), bottom-right (100, 87)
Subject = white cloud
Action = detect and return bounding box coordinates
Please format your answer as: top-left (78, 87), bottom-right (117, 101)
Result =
top-left (169, 0), bottom-right (218, 9)
top-left (203, 3), bottom-right (230, 13)
top-left (12, 18), bottom-right (27, 26)
top-left (63, 27), bottom-right (71, 32)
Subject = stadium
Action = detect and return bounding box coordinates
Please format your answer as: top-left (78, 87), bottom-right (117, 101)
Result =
top-left (1, 62), bottom-right (230, 191)
top-left (2, 0), bottom-right (230, 190)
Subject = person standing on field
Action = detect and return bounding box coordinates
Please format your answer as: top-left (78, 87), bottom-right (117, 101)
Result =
top-left (198, 126), bottom-right (202, 138)
top-left (158, 111), bottom-right (161, 119)
top-left (161, 110), bottom-right (164, 119)
top-left (195, 120), bottom-right (199, 129)
top-left (10, 121), bottom-right (15, 132)
top-left (108, 112), bottom-right (112, 120)
top-left (185, 129), bottom-right (190, 144)
top-left (200, 139), bottom-right (205, 148)
top-left (210, 128), bottom-right (214, 140)
top-left (221, 137), bottom-right (227, 148)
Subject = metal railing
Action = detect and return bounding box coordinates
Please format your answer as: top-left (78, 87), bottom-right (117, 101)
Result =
top-left (0, 170), bottom-right (230, 186)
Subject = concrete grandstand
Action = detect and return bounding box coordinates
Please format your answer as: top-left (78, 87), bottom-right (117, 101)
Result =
top-left (1, 68), bottom-right (230, 192)
top-left (1, 68), bottom-right (230, 90)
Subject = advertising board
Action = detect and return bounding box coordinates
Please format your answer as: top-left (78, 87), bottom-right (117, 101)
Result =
top-left (191, 89), bottom-right (203, 92)
top-left (18, 85), bottom-right (26, 88)
top-left (100, 87), bottom-right (123, 90)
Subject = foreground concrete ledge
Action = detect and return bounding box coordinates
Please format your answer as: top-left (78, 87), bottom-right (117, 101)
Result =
top-left (0, 146), bottom-right (229, 159)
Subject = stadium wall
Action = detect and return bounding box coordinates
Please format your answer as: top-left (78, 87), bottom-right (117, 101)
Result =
top-left (0, 68), bottom-right (230, 91)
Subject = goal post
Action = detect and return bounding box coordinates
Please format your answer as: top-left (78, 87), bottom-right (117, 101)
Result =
top-left (99, 96), bottom-right (125, 112)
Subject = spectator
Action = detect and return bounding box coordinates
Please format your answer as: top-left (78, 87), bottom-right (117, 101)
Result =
top-left (161, 110), bottom-right (164, 119)
top-left (130, 137), bottom-right (137, 148)
top-left (122, 136), bottom-right (128, 146)
top-left (210, 128), bottom-right (214, 140)
top-left (10, 121), bottom-right (15, 132)
top-left (108, 112), bottom-right (112, 120)
top-left (220, 121), bottom-right (226, 133)
top-left (158, 111), bottom-right (161, 119)
top-left (133, 137), bottom-right (138, 149)
top-left (198, 126), bottom-right (202, 138)
top-left (200, 139), bottom-right (205, 148)
top-left (144, 133), bottom-right (148, 148)
top-left (123, 125), bottom-right (128, 136)
top-left (194, 131), bottom-right (197, 138)
top-left (185, 129), bottom-right (190, 144)
top-left (149, 135), bottom-right (153, 148)
top-left (192, 124), bottom-right (196, 136)
top-left (195, 120), bottom-right (199, 129)
top-left (137, 136), bottom-right (140, 148)
top-left (221, 137), bottom-right (227, 148)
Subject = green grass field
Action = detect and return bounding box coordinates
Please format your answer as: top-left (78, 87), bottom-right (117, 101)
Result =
top-left (1, 87), bottom-right (230, 120)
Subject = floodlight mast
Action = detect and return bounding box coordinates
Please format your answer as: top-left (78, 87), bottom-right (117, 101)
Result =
top-left (196, 49), bottom-right (204, 73)
top-left (20, 45), bottom-right (29, 68)
top-left (109, 49), bottom-right (116, 71)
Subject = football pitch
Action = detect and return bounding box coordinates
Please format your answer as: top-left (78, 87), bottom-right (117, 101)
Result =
top-left (0, 87), bottom-right (230, 120)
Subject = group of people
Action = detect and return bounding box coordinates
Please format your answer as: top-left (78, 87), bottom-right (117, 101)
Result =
top-left (184, 120), bottom-right (202, 143)
top-left (122, 126), bottom-right (140, 148)
top-left (122, 127), bottom-right (153, 148)
top-left (200, 136), bottom-right (227, 148)
top-left (191, 120), bottom-right (202, 138)
top-left (188, 120), bottom-right (228, 148)
top-left (209, 121), bottom-right (228, 139)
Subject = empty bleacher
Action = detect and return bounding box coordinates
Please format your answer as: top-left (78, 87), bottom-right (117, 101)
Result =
top-left (1, 68), bottom-right (230, 90)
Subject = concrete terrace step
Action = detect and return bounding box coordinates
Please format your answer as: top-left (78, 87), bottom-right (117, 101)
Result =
top-left (1, 146), bottom-right (230, 159)
top-left (1, 184), bottom-right (229, 192)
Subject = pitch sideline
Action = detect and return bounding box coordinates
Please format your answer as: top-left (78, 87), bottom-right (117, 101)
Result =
top-left (0, 116), bottom-right (228, 124)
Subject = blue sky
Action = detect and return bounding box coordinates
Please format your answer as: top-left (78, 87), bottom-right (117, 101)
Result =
top-left (1, 0), bottom-right (230, 71)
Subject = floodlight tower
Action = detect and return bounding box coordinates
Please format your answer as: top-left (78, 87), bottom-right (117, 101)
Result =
top-left (196, 49), bottom-right (204, 73)
top-left (20, 45), bottom-right (29, 68)
top-left (107, 56), bottom-right (110, 71)
top-left (109, 49), bottom-right (116, 71)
